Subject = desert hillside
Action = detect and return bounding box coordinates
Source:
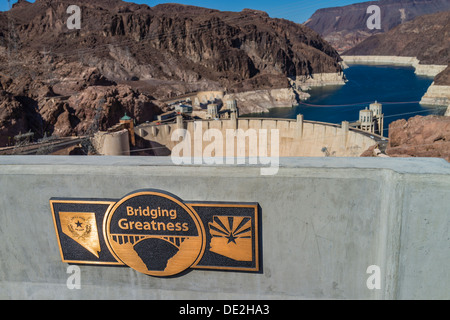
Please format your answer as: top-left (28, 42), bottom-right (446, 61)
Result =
top-left (305, 0), bottom-right (450, 53)
top-left (344, 10), bottom-right (450, 85)
top-left (0, 0), bottom-right (344, 146)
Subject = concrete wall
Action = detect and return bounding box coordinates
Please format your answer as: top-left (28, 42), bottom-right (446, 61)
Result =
top-left (0, 156), bottom-right (449, 300)
top-left (93, 129), bottom-right (130, 156)
top-left (137, 118), bottom-right (379, 158)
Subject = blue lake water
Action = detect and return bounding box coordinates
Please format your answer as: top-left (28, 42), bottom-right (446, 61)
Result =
top-left (244, 64), bottom-right (445, 136)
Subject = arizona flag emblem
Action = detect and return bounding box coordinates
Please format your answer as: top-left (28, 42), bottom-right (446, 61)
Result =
top-left (209, 216), bottom-right (253, 262)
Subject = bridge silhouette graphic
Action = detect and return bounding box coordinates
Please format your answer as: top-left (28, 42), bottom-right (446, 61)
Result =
top-left (110, 234), bottom-right (188, 249)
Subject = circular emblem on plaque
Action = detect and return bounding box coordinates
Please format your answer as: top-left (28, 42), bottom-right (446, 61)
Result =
top-left (103, 190), bottom-right (205, 277)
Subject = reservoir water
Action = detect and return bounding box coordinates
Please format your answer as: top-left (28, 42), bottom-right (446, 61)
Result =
top-left (244, 64), bottom-right (444, 136)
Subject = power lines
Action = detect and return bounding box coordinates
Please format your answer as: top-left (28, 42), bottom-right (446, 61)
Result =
top-left (298, 100), bottom-right (446, 126)
top-left (298, 100), bottom-right (423, 108)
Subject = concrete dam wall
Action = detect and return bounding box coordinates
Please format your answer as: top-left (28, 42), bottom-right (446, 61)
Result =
top-left (0, 156), bottom-right (449, 300)
top-left (136, 117), bottom-right (380, 158)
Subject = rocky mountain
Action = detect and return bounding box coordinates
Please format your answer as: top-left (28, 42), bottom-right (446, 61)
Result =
top-left (346, 9), bottom-right (450, 162)
top-left (305, 0), bottom-right (450, 53)
top-left (386, 115), bottom-right (450, 162)
top-left (344, 10), bottom-right (450, 64)
top-left (0, 0), bottom-right (343, 146)
top-left (345, 10), bottom-right (450, 85)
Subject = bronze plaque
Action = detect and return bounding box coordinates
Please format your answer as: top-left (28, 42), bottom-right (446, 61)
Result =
top-left (50, 189), bottom-right (260, 277)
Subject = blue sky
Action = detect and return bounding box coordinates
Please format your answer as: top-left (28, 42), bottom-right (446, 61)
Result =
top-left (0, 0), bottom-right (371, 23)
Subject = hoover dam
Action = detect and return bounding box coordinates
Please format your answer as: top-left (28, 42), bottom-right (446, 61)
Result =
top-left (95, 115), bottom-right (383, 159)
top-left (1, 0), bottom-right (449, 303)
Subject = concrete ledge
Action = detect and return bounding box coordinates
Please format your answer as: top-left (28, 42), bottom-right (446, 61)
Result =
top-left (1, 156), bottom-right (449, 174)
top-left (0, 156), bottom-right (449, 299)
top-left (136, 118), bottom-right (379, 158)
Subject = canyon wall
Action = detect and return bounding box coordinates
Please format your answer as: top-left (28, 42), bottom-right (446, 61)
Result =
top-left (0, 0), bottom-right (344, 146)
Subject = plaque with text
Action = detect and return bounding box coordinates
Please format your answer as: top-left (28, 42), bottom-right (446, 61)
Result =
top-left (50, 189), bottom-right (261, 277)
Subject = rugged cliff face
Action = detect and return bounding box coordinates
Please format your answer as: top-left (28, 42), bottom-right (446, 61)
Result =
top-left (305, 0), bottom-right (450, 53)
top-left (435, 67), bottom-right (450, 86)
top-left (345, 10), bottom-right (450, 85)
top-left (386, 115), bottom-right (450, 162)
top-left (0, 0), bottom-right (343, 145)
top-left (344, 11), bottom-right (450, 65)
top-left (5, 0), bottom-right (342, 88)
top-left (345, 10), bottom-right (450, 161)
